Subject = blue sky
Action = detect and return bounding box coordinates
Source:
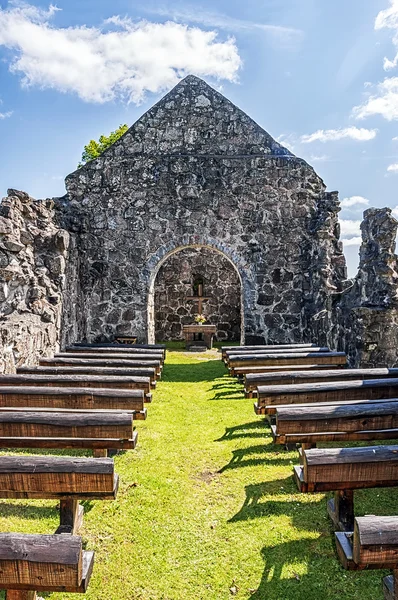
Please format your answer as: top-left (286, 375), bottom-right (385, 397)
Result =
top-left (0, 0), bottom-right (398, 276)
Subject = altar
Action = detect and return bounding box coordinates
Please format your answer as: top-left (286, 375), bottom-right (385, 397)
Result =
top-left (182, 324), bottom-right (217, 350)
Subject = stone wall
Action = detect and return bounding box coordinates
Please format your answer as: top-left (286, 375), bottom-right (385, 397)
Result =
top-left (0, 189), bottom-right (70, 372)
top-left (330, 207), bottom-right (398, 367)
top-left (154, 247), bottom-right (241, 341)
top-left (63, 75), bottom-right (345, 345)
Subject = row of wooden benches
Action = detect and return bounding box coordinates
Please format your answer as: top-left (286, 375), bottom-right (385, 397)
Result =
top-left (221, 342), bottom-right (398, 599)
top-left (0, 342), bottom-right (165, 599)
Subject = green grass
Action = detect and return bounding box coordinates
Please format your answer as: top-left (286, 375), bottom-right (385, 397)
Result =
top-left (0, 349), bottom-right (397, 599)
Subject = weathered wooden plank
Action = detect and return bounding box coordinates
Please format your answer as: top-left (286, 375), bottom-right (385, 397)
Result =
top-left (271, 423), bottom-right (398, 444)
top-left (0, 386), bottom-right (144, 411)
top-left (303, 445), bottom-right (398, 483)
top-left (228, 352), bottom-right (346, 369)
top-left (56, 352), bottom-right (163, 361)
top-left (383, 575), bottom-right (395, 600)
top-left (0, 411), bottom-right (134, 439)
top-left (67, 345), bottom-right (164, 356)
top-left (18, 366), bottom-right (157, 384)
top-left (245, 367), bottom-right (398, 393)
top-left (276, 401), bottom-right (398, 434)
top-left (72, 342), bottom-right (165, 351)
top-left (0, 374), bottom-right (151, 394)
top-left (354, 516), bottom-right (398, 567)
top-left (236, 364), bottom-right (339, 378)
top-left (40, 357), bottom-right (162, 374)
top-left (0, 534), bottom-right (83, 590)
top-left (260, 396), bottom-right (398, 417)
top-left (221, 343), bottom-right (319, 360)
top-left (257, 378), bottom-right (398, 407)
top-left (225, 347), bottom-right (329, 363)
top-left (0, 456), bottom-right (115, 496)
top-left (0, 436), bottom-right (137, 450)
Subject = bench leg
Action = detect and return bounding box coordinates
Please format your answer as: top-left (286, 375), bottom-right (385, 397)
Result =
top-left (6, 591), bottom-right (37, 599)
top-left (327, 490), bottom-right (354, 531)
top-left (93, 449), bottom-right (107, 458)
top-left (56, 499), bottom-right (84, 534)
top-left (383, 568), bottom-right (398, 599)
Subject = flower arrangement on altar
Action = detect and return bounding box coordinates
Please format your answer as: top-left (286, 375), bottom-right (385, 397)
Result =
top-left (194, 314), bottom-right (207, 325)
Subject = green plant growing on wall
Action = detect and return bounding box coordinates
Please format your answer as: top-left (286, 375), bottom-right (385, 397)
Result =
top-left (78, 123), bottom-right (129, 167)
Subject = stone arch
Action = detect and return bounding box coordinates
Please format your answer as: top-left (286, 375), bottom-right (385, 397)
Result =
top-left (145, 237), bottom-right (255, 345)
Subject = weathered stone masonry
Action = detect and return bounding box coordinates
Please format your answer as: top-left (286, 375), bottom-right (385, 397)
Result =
top-left (1, 75), bottom-right (398, 370)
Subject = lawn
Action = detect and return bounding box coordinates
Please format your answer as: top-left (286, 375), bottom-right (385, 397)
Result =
top-left (0, 348), bottom-right (396, 599)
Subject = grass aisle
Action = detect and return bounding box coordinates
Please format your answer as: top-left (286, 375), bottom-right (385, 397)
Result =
top-left (0, 349), bottom-right (396, 599)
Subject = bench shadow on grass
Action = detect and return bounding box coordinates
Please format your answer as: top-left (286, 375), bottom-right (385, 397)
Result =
top-left (230, 480), bottom-right (342, 599)
top-left (218, 443), bottom-right (294, 471)
top-left (216, 419), bottom-right (269, 441)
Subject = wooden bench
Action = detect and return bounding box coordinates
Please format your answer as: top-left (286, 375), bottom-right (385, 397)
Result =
top-left (0, 386), bottom-right (146, 417)
top-left (221, 343), bottom-right (320, 361)
top-left (335, 516), bottom-right (398, 598)
top-left (0, 533), bottom-right (94, 598)
top-left (234, 364), bottom-right (340, 379)
top-left (66, 345), bottom-right (165, 361)
top-left (0, 409), bottom-right (138, 455)
top-left (272, 400), bottom-right (398, 445)
top-left (72, 341), bottom-right (166, 353)
top-left (228, 352), bottom-right (346, 375)
top-left (0, 373), bottom-right (152, 400)
top-left (224, 346), bottom-right (329, 364)
top-left (294, 445), bottom-right (398, 531)
top-left (245, 367), bottom-right (398, 398)
top-left (40, 357), bottom-right (162, 377)
top-left (0, 455), bottom-right (118, 534)
top-left (18, 365), bottom-right (157, 387)
top-left (255, 378), bottom-right (398, 415)
top-left (56, 351), bottom-right (164, 363)
top-left (228, 351), bottom-right (345, 368)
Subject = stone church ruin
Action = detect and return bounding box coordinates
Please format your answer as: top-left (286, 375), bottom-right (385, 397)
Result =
top-left (1, 75), bottom-right (398, 371)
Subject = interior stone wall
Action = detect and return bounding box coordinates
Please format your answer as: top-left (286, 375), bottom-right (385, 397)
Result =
top-left (154, 247), bottom-right (241, 341)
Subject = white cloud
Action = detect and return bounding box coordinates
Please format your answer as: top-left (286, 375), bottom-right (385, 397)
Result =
top-left (147, 6), bottom-right (302, 42)
top-left (353, 77), bottom-right (398, 121)
top-left (0, 111), bottom-right (13, 119)
top-left (375, 0), bottom-right (398, 70)
top-left (0, 3), bottom-right (242, 104)
top-left (354, 2), bottom-right (398, 121)
top-left (392, 205), bottom-right (398, 216)
top-left (301, 127), bottom-right (377, 143)
top-left (393, 136), bottom-right (398, 140)
top-left (387, 162), bottom-right (398, 171)
top-left (340, 219), bottom-right (362, 237)
top-left (342, 236), bottom-right (362, 246)
top-left (276, 134), bottom-right (296, 152)
top-left (341, 195), bottom-right (370, 208)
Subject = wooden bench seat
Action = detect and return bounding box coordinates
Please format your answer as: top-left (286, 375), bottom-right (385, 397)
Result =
top-left (18, 365), bottom-right (157, 386)
top-left (0, 386), bottom-right (146, 416)
top-left (221, 343), bottom-right (319, 361)
top-left (0, 533), bottom-right (94, 596)
top-left (228, 353), bottom-right (346, 375)
top-left (234, 364), bottom-right (340, 378)
top-left (245, 367), bottom-right (398, 398)
top-left (0, 456), bottom-right (118, 534)
top-left (72, 341), bottom-right (165, 353)
top-left (0, 374), bottom-right (152, 400)
top-left (0, 409), bottom-right (138, 454)
top-left (255, 378), bottom-right (398, 414)
top-left (335, 516), bottom-right (398, 598)
top-left (271, 401), bottom-right (398, 445)
top-left (40, 357), bottom-right (162, 376)
top-left (224, 346), bottom-right (329, 364)
top-left (65, 346), bottom-right (165, 362)
top-left (56, 351), bottom-right (164, 362)
top-left (294, 445), bottom-right (398, 530)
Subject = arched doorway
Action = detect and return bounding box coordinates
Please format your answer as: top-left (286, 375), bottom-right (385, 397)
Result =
top-left (147, 245), bottom-right (244, 344)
